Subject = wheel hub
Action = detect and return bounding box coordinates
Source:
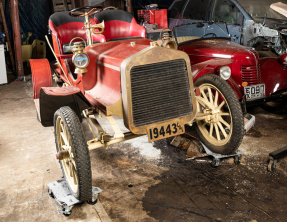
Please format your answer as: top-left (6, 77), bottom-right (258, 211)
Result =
top-left (203, 108), bottom-right (220, 124)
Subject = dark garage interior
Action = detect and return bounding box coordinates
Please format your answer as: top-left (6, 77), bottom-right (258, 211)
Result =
top-left (1, 0), bottom-right (287, 221)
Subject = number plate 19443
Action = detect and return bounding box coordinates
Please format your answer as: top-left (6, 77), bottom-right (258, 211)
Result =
top-left (147, 122), bottom-right (185, 142)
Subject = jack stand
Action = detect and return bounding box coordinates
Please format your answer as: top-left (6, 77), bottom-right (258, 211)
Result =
top-left (47, 178), bottom-right (102, 216)
top-left (268, 145), bottom-right (287, 172)
top-left (199, 142), bottom-right (244, 167)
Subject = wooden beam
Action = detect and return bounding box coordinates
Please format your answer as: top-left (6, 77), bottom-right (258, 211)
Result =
top-left (10, 0), bottom-right (23, 77)
top-left (0, 0), bottom-right (15, 74)
top-left (71, 0), bottom-right (76, 9)
top-left (127, 0), bottom-right (133, 14)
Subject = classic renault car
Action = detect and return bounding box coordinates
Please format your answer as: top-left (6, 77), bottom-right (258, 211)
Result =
top-left (168, 0), bottom-right (287, 56)
top-left (30, 7), bottom-right (244, 205)
top-left (159, 21), bottom-right (287, 113)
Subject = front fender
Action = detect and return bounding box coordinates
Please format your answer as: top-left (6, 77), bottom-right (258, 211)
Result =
top-left (30, 59), bottom-right (53, 99)
top-left (190, 58), bottom-right (243, 100)
top-left (260, 58), bottom-right (287, 96)
top-left (39, 87), bottom-right (91, 127)
top-left (191, 58), bottom-right (234, 79)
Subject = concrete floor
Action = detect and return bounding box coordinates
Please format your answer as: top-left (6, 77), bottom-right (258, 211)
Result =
top-left (1, 76), bottom-right (287, 222)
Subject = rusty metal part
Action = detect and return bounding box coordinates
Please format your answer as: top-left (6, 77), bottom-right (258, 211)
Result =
top-left (45, 35), bottom-right (72, 86)
top-left (56, 150), bottom-right (69, 160)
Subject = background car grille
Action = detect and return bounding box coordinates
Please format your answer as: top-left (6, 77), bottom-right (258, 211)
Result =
top-left (130, 59), bottom-right (193, 127)
top-left (241, 65), bottom-right (262, 85)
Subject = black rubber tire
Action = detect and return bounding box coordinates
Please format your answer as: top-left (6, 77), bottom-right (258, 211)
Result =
top-left (194, 75), bottom-right (244, 155)
top-left (260, 99), bottom-right (287, 115)
top-left (54, 106), bottom-right (92, 202)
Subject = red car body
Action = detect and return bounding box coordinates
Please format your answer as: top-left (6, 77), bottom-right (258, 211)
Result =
top-left (176, 32), bottom-right (287, 107)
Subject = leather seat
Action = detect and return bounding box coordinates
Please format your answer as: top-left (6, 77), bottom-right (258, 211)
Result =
top-left (94, 10), bottom-right (146, 41)
top-left (49, 11), bottom-right (105, 55)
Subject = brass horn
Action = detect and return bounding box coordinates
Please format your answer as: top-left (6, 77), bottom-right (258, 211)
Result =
top-left (91, 20), bottom-right (105, 34)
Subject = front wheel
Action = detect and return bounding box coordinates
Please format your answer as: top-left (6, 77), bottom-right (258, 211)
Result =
top-left (194, 75), bottom-right (244, 155)
top-left (54, 106), bottom-right (92, 202)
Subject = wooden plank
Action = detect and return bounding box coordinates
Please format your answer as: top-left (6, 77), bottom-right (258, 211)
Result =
top-left (53, 0), bottom-right (71, 4)
top-left (94, 200), bottom-right (112, 222)
top-left (0, 0), bottom-right (15, 73)
top-left (63, 0), bottom-right (69, 11)
top-left (54, 4), bottom-right (72, 12)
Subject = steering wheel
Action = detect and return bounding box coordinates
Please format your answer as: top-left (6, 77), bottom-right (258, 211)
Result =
top-left (201, 33), bottom-right (217, 38)
top-left (69, 6), bottom-right (103, 17)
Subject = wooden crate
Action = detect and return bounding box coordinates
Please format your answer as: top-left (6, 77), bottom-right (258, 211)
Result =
top-left (53, 0), bottom-right (74, 12)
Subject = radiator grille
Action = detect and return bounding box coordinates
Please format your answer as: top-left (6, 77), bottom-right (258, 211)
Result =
top-left (130, 59), bottom-right (193, 127)
top-left (241, 65), bottom-right (262, 85)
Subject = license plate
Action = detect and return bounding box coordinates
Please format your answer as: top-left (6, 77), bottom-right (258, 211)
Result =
top-left (244, 84), bottom-right (265, 100)
top-left (147, 122), bottom-right (185, 142)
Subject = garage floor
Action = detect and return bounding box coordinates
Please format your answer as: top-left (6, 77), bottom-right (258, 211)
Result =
top-left (1, 77), bottom-right (287, 222)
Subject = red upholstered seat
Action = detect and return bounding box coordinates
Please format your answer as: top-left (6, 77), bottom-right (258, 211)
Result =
top-left (49, 11), bottom-right (106, 55)
top-left (94, 10), bottom-right (146, 41)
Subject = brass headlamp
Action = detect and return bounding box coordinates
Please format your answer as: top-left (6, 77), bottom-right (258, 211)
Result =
top-left (69, 37), bottom-right (90, 74)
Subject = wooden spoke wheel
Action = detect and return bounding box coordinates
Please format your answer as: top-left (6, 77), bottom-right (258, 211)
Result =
top-left (194, 75), bottom-right (244, 155)
top-left (54, 106), bottom-right (92, 202)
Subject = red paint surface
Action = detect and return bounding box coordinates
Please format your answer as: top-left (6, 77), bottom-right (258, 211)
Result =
top-left (179, 38), bottom-right (285, 98)
top-left (94, 18), bottom-right (146, 41)
top-left (83, 39), bottom-right (152, 110)
top-left (30, 59), bottom-right (53, 99)
top-left (259, 58), bottom-right (287, 94)
top-left (42, 86), bottom-right (80, 96)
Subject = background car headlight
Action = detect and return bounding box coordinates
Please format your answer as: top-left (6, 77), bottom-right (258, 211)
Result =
top-left (219, 65), bottom-right (231, 80)
top-left (73, 53), bottom-right (89, 68)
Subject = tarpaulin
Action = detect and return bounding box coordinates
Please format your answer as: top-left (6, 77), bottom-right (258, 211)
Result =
top-left (5, 0), bottom-right (50, 46)
top-left (18, 0), bottom-right (50, 42)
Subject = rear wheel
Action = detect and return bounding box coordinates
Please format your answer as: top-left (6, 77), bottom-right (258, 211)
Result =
top-left (54, 106), bottom-right (92, 202)
top-left (194, 75), bottom-right (244, 155)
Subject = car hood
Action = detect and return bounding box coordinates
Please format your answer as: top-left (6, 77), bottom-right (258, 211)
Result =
top-left (178, 39), bottom-right (253, 58)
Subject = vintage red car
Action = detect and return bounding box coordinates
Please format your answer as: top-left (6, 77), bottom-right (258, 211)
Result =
top-left (29, 7), bottom-right (244, 208)
top-left (167, 21), bottom-right (287, 114)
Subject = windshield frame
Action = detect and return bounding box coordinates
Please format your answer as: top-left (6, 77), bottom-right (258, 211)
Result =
top-left (173, 21), bottom-right (231, 46)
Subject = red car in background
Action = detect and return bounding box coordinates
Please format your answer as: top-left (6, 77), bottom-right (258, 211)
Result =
top-left (170, 21), bottom-right (287, 114)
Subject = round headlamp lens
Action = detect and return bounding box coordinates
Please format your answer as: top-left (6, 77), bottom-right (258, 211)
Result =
top-left (74, 53), bottom-right (89, 68)
top-left (220, 65), bottom-right (231, 80)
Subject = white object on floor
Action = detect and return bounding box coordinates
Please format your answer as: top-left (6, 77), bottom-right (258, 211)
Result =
top-left (0, 45), bottom-right (7, 84)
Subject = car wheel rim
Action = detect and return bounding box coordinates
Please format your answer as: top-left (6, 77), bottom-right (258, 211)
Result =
top-left (195, 84), bottom-right (233, 146)
top-left (56, 116), bottom-right (78, 193)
